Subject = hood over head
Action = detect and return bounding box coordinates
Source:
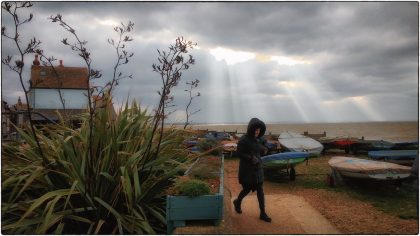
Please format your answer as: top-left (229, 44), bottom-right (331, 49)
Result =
top-left (246, 118), bottom-right (266, 138)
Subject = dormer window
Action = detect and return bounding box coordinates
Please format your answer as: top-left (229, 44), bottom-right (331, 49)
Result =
top-left (40, 70), bottom-right (47, 76)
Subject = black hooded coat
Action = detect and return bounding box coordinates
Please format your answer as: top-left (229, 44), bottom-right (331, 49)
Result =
top-left (237, 118), bottom-right (266, 189)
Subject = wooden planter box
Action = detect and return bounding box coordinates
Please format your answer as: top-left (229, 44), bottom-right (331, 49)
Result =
top-left (166, 155), bottom-right (224, 234)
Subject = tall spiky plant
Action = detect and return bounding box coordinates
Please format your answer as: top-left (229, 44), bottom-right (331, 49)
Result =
top-left (2, 99), bottom-right (193, 234)
top-left (2, 4), bottom-right (200, 234)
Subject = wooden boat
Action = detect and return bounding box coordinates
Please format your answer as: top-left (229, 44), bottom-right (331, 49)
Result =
top-left (278, 131), bottom-right (324, 157)
top-left (368, 150), bottom-right (418, 165)
top-left (328, 156), bottom-right (411, 180)
top-left (261, 152), bottom-right (310, 180)
top-left (319, 137), bottom-right (358, 153)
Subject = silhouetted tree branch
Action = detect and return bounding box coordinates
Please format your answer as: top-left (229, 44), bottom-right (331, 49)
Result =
top-left (49, 14), bottom-right (100, 197)
top-left (1, 1), bottom-right (46, 163)
top-left (107, 21), bottom-right (134, 94)
top-left (145, 37), bottom-right (196, 164)
top-left (183, 79), bottom-right (200, 129)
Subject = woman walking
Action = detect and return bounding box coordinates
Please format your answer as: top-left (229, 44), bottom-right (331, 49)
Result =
top-left (233, 118), bottom-right (272, 222)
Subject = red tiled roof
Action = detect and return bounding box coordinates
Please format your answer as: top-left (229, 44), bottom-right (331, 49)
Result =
top-left (31, 66), bottom-right (89, 89)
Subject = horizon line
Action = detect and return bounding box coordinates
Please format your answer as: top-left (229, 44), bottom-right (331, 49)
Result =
top-left (170, 120), bottom-right (418, 125)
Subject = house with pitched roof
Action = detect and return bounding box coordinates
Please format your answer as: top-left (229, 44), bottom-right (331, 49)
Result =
top-left (28, 54), bottom-right (89, 123)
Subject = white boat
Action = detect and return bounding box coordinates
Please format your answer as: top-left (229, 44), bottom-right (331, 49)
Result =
top-left (328, 156), bottom-right (412, 180)
top-left (278, 131), bottom-right (324, 156)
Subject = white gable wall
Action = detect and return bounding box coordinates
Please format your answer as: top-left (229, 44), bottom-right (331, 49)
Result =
top-left (29, 88), bottom-right (88, 109)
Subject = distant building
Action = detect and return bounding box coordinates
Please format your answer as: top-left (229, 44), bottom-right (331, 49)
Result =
top-left (2, 97), bottom-right (29, 140)
top-left (28, 54), bottom-right (89, 123)
top-left (2, 55), bottom-right (116, 139)
top-left (2, 101), bottom-right (12, 138)
top-left (13, 97), bottom-right (29, 127)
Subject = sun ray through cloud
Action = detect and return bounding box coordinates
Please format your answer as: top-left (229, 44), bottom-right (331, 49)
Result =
top-left (1, 2), bottom-right (417, 124)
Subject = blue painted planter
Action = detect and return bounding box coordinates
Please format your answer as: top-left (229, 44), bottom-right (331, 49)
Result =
top-left (166, 155), bottom-right (224, 234)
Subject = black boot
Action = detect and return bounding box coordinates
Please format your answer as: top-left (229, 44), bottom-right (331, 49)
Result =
top-left (260, 212), bottom-right (272, 223)
top-left (233, 199), bottom-right (242, 214)
top-left (256, 184), bottom-right (271, 222)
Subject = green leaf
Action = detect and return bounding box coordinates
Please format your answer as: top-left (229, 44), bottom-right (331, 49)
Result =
top-left (13, 166), bottom-right (45, 202)
top-left (54, 222), bottom-right (65, 234)
top-left (64, 215), bottom-right (93, 224)
top-left (1, 218), bottom-right (44, 230)
top-left (145, 205), bottom-right (166, 225)
top-left (16, 189), bottom-right (78, 225)
top-left (99, 172), bottom-right (115, 183)
top-left (133, 168), bottom-right (141, 201)
top-left (63, 180), bottom-right (78, 210)
top-left (94, 219), bottom-right (105, 234)
top-left (94, 197), bottom-right (123, 234)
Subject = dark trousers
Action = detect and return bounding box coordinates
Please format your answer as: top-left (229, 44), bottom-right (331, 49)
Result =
top-left (236, 182), bottom-right (266, 214)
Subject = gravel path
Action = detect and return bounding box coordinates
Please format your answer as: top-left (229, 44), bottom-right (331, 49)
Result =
top-left (226, 163), bottom-right (341, 234)
top-left (174, 158), bottom-right (418, 234)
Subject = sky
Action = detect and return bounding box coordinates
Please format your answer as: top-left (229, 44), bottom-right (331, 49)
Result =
top-left (1, 2), bottom-right (418, 124)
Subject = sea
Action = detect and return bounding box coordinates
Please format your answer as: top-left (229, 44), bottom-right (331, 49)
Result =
top-left (189, 121), bottom-right (418, 142)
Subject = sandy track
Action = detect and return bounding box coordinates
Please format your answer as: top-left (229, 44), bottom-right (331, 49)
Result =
top-left (174, 158), bottom-right (418, 234)
top-left (226, 166), bottom-right (341, 234)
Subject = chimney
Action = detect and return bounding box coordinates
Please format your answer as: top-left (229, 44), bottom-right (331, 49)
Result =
top-left (59, 60), bottom-right (64, 67)
top-left (32, 54), bottom-right (40, 66)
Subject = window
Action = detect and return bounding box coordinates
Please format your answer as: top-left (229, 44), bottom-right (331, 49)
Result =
top-left (40, 70), bottom-right (47, 76)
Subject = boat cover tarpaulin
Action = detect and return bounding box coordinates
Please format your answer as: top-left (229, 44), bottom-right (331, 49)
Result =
top-left (278, 131), bottom-right (323, 155)
top-left (328, 156), bottom-right (411, 174)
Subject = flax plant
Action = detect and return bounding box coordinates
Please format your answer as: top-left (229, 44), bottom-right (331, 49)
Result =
top-left (2, 98), bottom-right (192, 234)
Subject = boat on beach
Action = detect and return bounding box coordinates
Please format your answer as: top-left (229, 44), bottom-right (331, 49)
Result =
top-left (264, 139), bottom-right (281, 153)
top-left (328, 156), bottom-right (412, 180)
top-left (261, 152), bottom-right (310, 180)
top-left (261, 152), bottom-right (309, 169)
top-left (221, 140), bottom-right (237, 157)
top-left (368, 150), bottom-right (418, 166)
top-left (349, 139), bottom-right (395, 154)
top-left (183, 139), bottom-right (198, 148)
top-left (203, 131), bottom-right (231, 141)
top-left (278, 131), bottom-right (324, 157)
top-left (391, 141), bottom-right (419, 150)
top-left (319, 136), bottom-right (358, 153)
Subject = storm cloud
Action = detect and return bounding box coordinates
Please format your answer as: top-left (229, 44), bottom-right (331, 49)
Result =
top-left (1, 2), bottom-right (418, 123)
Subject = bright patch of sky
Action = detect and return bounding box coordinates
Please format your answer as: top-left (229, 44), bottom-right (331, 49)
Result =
top-left (271, 56), bottom-right (311, 66)
top-left (209, 47), bottom-right (256, 65)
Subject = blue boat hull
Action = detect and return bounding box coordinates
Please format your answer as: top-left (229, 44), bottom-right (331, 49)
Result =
top-left (261, 152), bottom-right (309, 169)
top-left (368, 150), bottom-right (418, 160)
top-left (391, 141), bottom-right (418, 150)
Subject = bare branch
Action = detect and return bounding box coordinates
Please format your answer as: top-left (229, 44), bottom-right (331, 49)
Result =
top-left (143, 37), bottom-right (197, 169)
top-left (1, 1), bottom-right (46, 162)
top-left (106, 21), bottom-right (134, 94)
top-left (184, 79), bottom-right (200, 129)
